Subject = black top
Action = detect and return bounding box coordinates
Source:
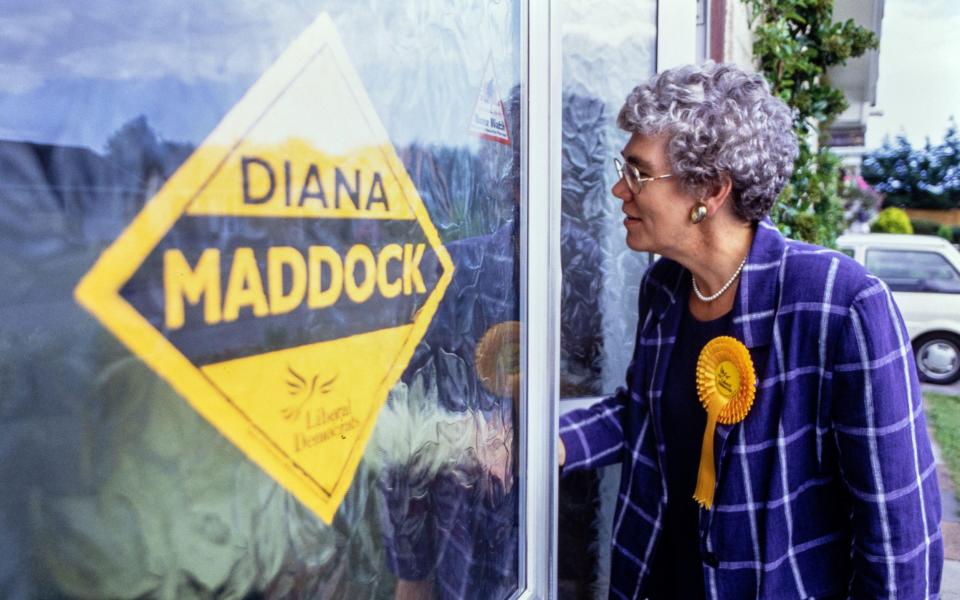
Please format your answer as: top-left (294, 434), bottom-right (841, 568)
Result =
top-left (646, 301), bottom-right (732, 600)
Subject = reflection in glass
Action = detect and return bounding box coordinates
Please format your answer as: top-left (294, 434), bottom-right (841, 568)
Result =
top-left (0, 2), bottom-right (521, 598)
top-left (559, 1), bottom-right (658, 399)
top-left (558, 1), bottom-right (657, 597)
top-left (371, 96), bottom-right (522, 597)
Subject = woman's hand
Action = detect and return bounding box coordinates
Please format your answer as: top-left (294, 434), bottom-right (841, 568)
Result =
top-left (558, 438), bottom-right (566, 467)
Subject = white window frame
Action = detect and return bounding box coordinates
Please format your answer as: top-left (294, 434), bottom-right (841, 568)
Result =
top-left (520, 0), bottom-right (700, 596)
top-left (514, 0), bottom-right (561, 598)
top-left (657, 0), bottom-right (699, 71)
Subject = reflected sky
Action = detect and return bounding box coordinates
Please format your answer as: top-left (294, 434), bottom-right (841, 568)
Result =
top-left (0, 0), bottom-right (520, 151)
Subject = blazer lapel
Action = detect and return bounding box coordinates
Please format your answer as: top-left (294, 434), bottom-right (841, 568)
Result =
top-left (641, 263), bottom-right (686, 478)
top-left (715, 219), bottom-right (786, 469)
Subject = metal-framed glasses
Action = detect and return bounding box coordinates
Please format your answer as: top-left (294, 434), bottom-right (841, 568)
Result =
top-left (614, 158), bottom-right (673, 193)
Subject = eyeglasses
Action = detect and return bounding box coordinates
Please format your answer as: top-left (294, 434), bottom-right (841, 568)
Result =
top-left (614, 158), bottom-right (673, 194)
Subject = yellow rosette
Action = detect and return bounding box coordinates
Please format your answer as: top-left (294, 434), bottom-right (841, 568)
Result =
top-left (475, 321), bottom-right (521, 400)
top-left (693, 335), bottom-right (756, 509)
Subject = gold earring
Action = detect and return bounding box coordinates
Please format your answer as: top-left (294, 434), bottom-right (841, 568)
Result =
top-left (690, 203), bottom-right (708, 224)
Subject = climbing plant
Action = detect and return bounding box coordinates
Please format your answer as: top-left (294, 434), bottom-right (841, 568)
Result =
top-left (748, 0), bottom-right (877, 247)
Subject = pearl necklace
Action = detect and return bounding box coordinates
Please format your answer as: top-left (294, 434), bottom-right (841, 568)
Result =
top-left (691, 255), bottom-right (748, 303)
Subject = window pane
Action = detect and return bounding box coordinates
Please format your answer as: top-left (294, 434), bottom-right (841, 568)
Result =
top-left (866, 249), bottom-right (960, 292)
top-left (559, 1), bottom-right (658, 400)
top-left (557, 1), bottom-right (657, 597)
top-left (0, 3), bottom-right (522, 598)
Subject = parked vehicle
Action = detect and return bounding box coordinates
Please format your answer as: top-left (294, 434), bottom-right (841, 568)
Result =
top-left (837, 233), bottom-right (960, 384)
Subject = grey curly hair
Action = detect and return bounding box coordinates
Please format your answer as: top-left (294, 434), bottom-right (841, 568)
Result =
top-left (617, 62), bottom-right (798, 221)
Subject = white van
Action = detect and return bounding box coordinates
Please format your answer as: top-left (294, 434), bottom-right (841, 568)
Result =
top-left (837, 233), bottom-right (960, 384)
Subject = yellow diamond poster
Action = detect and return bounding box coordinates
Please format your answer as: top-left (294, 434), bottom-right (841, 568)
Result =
top-left (74, 13), bottom-right (454, 524)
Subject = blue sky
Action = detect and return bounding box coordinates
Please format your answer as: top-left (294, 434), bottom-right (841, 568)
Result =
top-left (866, 0), bottom-right (960, 149)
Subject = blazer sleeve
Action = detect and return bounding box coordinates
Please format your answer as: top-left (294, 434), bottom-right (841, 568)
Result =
top-left (559, 387), bottom-right (632, 471)
top-left (831, 281), bottom-right (943, 599)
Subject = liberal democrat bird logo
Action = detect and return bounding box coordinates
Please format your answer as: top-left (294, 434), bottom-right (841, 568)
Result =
top-left (283, 365), bottom-right (338, 421)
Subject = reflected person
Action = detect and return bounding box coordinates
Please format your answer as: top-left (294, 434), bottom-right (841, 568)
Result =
top-left (558, 63), bottom-right (943, 599)
top-left (376, 214), bottom-right (521, 600)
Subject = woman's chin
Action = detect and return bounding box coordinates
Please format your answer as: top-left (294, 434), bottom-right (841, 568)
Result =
top-left (625, 235), bottom-right (653, 253)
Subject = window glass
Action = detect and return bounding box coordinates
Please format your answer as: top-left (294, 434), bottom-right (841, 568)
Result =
top-left (557, 1), bottom-right (657, 596)
top-left (0, 2), bottom-right (523, 598)
top-left (559, 0), bottom-right (658, 400)
top-left (866, 249), bottom-right (960, 292)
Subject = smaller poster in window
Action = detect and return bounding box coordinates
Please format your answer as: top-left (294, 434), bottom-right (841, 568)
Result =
top-left (468, 56), bottom-right (511, 145)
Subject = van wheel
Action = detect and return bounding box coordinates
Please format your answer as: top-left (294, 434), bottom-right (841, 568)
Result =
top-left (914, 332), bottom-right (960, 385)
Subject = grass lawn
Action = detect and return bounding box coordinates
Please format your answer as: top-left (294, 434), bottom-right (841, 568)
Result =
top-left (926, 392), bottom-right (960, 493)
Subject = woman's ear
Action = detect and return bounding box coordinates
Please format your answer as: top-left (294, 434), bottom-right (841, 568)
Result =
top-left (701, 174), bottom-right (734, 217)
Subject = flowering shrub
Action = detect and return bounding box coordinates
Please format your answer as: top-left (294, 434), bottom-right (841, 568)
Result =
top-left (841, 174), bottom-right (882, 232)
top-left (862, 123), bottom-right (960, 210)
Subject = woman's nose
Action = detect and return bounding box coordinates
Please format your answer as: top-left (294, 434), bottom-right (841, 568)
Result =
top-left (612, 177), bottom-right (632, 202)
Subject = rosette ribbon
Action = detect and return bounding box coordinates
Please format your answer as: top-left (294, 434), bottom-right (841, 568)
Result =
top-left (693, 336), bottom-right (756, 509)
top-left (475, 321), bottom-right (521, 400)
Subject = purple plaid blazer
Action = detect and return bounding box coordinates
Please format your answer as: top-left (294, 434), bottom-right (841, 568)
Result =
top-left (560, 219), bottom-right (943, 599)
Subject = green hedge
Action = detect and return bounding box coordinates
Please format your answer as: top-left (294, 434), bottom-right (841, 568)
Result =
top-left (907, 219), bottom-right (960, 242)
top-left (937, 224), bottom-right (955, 242)
top-left (911, 218), bottom-right (942, 236)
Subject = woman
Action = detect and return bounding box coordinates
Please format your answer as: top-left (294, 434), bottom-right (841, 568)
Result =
top-left (559, 63), bottom-right (942, 599)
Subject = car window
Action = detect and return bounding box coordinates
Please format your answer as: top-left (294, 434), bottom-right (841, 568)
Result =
top-left (838, 247), bottom-right (855, 258)
top-left (865, 249), bottom-right (960, 293)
